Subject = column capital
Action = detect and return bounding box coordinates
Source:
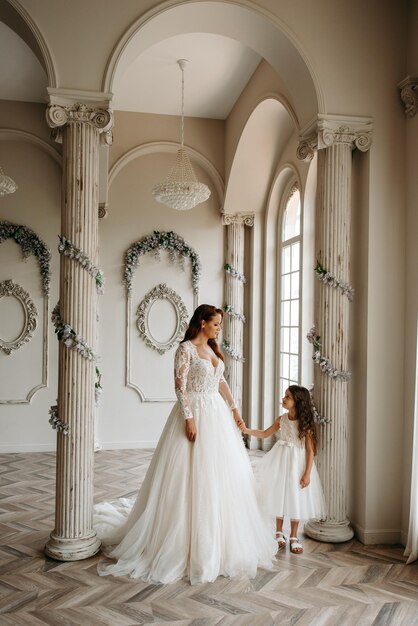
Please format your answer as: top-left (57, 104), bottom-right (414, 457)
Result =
top-left (46, 88), bottom-right (114, 140)
top-left (221, 212), bottom-right (255, 227)
top-left (398, 76), bottom-right (418, 117)
top-left (296, 132), bottom-right (318, 161)
top-left (297, 115), bottom-right (373, 160)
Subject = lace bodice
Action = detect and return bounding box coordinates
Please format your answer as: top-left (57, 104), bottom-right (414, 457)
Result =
top-left (276, 414), bottom-right (305, 449)
top-left (174, 341), bottom-right (226, 419)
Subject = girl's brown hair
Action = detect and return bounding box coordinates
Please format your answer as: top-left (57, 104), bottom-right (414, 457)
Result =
top-left (182, 304), bottom-right (224, 361)
top-left (288, 385), bottom-right (318, 454)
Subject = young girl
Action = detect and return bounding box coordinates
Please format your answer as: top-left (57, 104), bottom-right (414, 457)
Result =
top-left (242, 385), bottom-right (326, 554)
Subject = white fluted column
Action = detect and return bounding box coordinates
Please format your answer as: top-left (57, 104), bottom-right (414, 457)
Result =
top-left (45, 96), bottom-right (113, 561)
top-left (222, 213), bottom-right (254, 409)
top-left (298, 116), bottom-right (372, 542)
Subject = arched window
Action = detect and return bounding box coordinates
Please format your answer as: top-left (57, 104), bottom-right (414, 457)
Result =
top-left (279, 183), bottom-right (301, 400)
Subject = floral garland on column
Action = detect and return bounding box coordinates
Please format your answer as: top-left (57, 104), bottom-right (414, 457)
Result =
top-left (222, 339), bottom-right (245, 363)
top-left (308, 262), bottom-right (354, 425)
top-left (124, 230), bottom-right (201, 295)
top-left (308, 385), bottom-right (331, 425)
top-left (0, 220), bottom-right (51, 296)
top-left (314, 261), bottom-right (354, 301)
top-left (224, 263), bottom-right (246, 283)
top-left (223, 304), bottom-right (246, 323)
top-left (307, 326), bottom-right (351, 381)
top-left (58, 236), bottom-right (105, 294)
top-left (222, 264), bottom-right (246, 362)
top-left (49, 236), bottom-right (104, 435)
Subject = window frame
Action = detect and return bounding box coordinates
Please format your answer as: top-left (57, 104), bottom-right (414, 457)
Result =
top-left (276, 180), bottom-right (303, 414)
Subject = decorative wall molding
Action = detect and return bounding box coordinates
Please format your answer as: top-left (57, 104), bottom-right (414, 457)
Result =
top-left (0, 129), bottom-right (62, 166)
top-left (136, 283), bottom-right (189, 355)
top-left (126, 288), bottom-right (177, 401)
top-left (0, 290), bottom-right (48, 405)
top-left (399, 76), bottom-right (418, 117)
top-left (0, 280), bottom-right (37, 355)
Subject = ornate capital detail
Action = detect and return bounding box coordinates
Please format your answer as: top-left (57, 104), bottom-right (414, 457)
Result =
top-left (298, 115), bottom-right (373, 158)
top-left (98, 203), bottom-right (108, 219)
top-left (221, 212), bottom-right (255, 227)
top-left (317, 116), bottom-right (373, 152)
top-left (46, 103), bottom-right (114, 133)
top-left (399, 76), bottom-right (418, 117)
top-left (297, 133), bottom-right (317, 161)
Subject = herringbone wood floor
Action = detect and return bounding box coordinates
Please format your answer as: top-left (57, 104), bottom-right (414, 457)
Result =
top-left (0, 449), bottom-right (417, 626)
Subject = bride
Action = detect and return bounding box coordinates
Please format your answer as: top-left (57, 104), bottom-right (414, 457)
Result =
top-left (94, 304), bottom-right (276, 584)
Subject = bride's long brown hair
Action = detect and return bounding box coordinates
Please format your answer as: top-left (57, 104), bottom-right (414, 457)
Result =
top-left (182, 304), bottom-right (224, 361)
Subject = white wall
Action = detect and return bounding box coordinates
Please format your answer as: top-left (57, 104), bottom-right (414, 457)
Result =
top-left (0, 131), bottom-right (61, 452)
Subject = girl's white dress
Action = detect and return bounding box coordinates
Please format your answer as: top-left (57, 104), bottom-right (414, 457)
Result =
top-left (257, 414), bottom-right (327, 520)
top-left (94, 341), bottom-right (276, 585)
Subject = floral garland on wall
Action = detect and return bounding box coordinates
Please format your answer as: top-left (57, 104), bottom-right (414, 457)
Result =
top-left (222, 264), bottom-right (246, 362)
top-left (49, 237), bottom-right (104, 435)
top-left (124, 230), bottom-right (201, 295)
top-left (0, 220), bottom-right (51, 296)
top-left (308, 261), bottom-right (354, 425)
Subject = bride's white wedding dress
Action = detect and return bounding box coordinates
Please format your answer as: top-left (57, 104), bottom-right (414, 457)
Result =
top-left (94, 340), bottom-right (276, 585)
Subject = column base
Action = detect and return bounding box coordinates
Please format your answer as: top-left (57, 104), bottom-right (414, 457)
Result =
top-left (304, 518), bottom-right (354, 543)
top-left (45, 531), bottom-right (101, 561)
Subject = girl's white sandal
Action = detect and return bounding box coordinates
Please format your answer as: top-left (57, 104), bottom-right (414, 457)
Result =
top-left (289, 537), bottom-right (303, 554)
top-left (275, 531), bottom-right (286, 549)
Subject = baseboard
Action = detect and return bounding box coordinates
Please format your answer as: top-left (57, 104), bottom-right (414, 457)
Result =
top-left (0, 443), bottom-right (56, 453)
top-left (98, 441), bottom-right (158, 450)
top-left (352, 521), bottom-right (404, 546)
top-left (0, 441), bottom-right (158, 453)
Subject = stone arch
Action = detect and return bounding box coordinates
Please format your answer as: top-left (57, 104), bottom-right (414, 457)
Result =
top-left (103, 0), bottom-right (322, 127)
top-left (0, 0), bottom-right (57, 87)
top-left (0, 129), bottom-right (62, 166)
top-left (224, 97), bottom-right (296, 214)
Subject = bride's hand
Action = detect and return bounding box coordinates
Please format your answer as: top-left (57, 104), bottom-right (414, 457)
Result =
top-left (232, 409), bottom-right (245, 431)
top-left (185, 417), bottom-right (197, 442)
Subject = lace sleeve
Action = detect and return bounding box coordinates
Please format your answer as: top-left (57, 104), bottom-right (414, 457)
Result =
top-left (174, 342), bottom-right (193, 420)
top-left (219, 375), bottom-right (237, 410)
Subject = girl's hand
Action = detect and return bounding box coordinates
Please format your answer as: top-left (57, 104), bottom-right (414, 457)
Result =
top-left (300, 473), bottom-right (310, 488)
top-left (185, 418), bottom-right (197, 442)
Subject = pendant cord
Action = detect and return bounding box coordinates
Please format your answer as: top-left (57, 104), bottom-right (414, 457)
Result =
top-left (181, 65), bottom-right (185, 148)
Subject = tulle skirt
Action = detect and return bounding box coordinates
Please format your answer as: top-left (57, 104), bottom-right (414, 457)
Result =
top-left (256, 441), bottom-right (327, 520)
top-left (94, 392), bottom-right (276, 585)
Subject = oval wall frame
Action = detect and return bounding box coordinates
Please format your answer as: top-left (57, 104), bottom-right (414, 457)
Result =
top-left (136, 283), bottom-right (189, 355)
top-left (0, 280), bottom-right (37, 355)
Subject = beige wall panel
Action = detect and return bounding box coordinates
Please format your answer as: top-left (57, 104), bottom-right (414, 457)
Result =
top-left (97, 151), bottom-right (223, 448)
top-left (0, 139), bottom-right (60, 451)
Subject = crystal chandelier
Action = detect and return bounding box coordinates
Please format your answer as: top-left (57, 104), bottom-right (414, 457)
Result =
top-left (0, 167), bottom-right (18, 196)
top-left (152, 59), bottom-right (211, 211)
